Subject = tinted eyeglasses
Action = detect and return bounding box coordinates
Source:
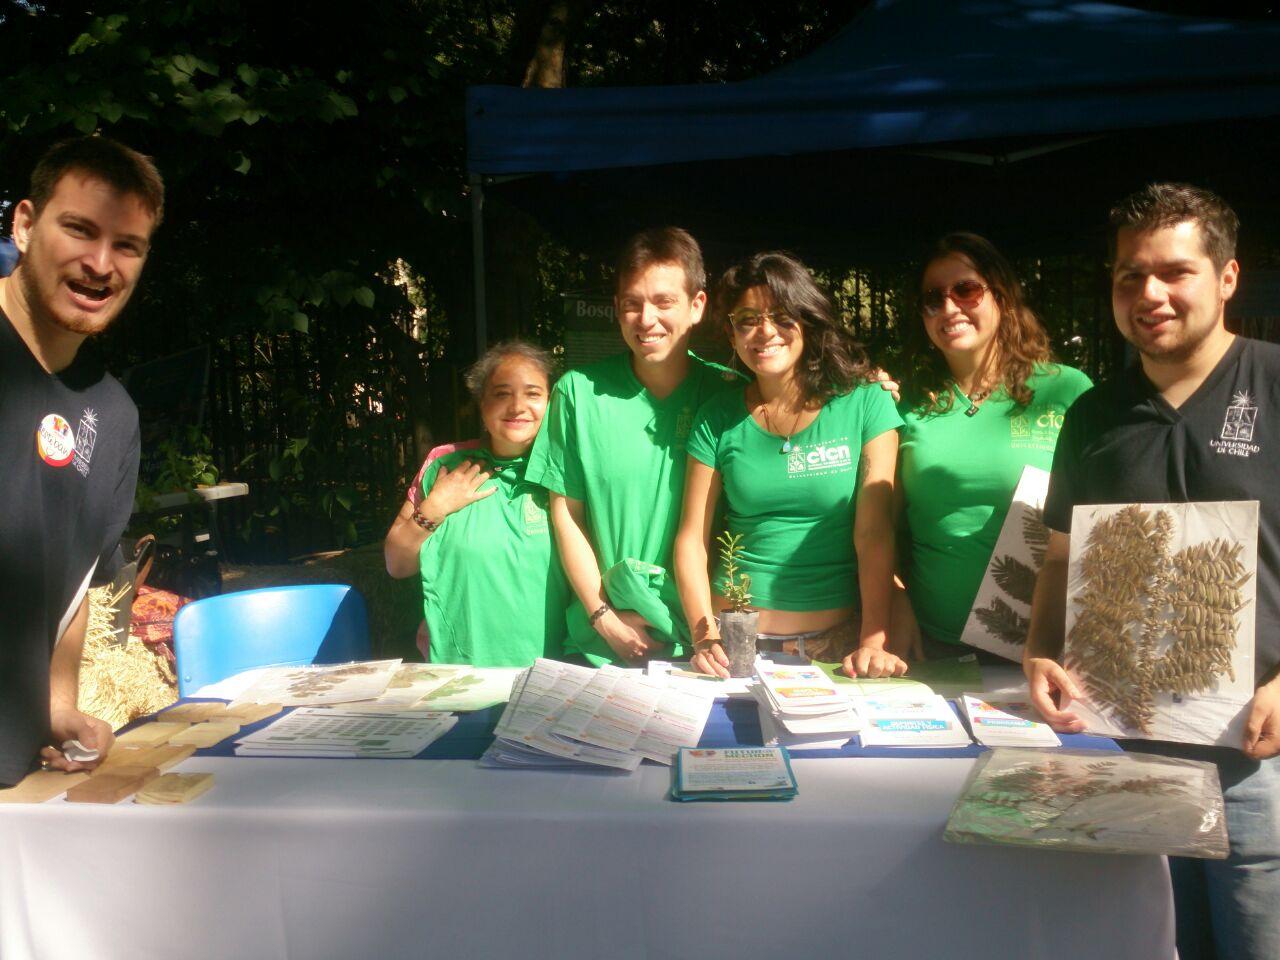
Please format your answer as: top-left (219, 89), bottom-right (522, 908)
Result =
top-left (921, 279), bottom-right (988, 317)
top-left (728, 308), bottom-right (799, 335)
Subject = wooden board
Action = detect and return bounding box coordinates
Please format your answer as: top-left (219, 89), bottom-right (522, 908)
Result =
top-left (168, 721), bottom-right (241, 748)
top-left (135, 772), bottom-right (214, 805)
top-left (159, 702), bottom-right (231, 724)
top-left (65, 765), bottom-right (158, 804)
top-left (0, 770), bottom-right (89, 804)
top-left (225, 702), bottom-right (283, 724)
top-left (100, 743), bottom-right (195, 772)
top-left (114, 721), bottom-right (190, 748)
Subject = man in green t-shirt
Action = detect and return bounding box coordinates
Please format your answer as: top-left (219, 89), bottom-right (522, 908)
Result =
top-left (525, 227), bottom-right (741, 666)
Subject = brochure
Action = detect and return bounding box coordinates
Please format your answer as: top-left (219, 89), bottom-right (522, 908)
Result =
top-left (231, 659), bottom-right (402, 707)
top-left (234, 707), bottom-right (456, 758)
top-left (854, 694), bottom-right (973, 747)
top-left (961, 693), bottom-right (1062, 747)
top-left (672, 747), bottom-right (798, 801)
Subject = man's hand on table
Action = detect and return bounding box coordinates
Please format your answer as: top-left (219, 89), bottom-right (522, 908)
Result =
top-left (1023, 657), bottom-right (1085, 733)
top-left (44, 708), bottom-right (114, 772)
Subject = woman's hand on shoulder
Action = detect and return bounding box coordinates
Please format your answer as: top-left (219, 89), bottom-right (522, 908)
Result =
top-left (841, 644), bottom-right (908, 679)
top-left (423, 460), bottom-right (496, 519)
top-left (871, 368), bottom-right (901, 404)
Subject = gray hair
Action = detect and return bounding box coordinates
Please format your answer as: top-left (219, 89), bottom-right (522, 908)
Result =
top-left (463, 340), bottom-right (556, 401)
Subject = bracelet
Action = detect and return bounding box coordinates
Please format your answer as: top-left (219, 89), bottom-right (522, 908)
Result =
top-left (588, 602), bottom-right (612, 626)
top-left (411, 507), bottom-right (440, 532)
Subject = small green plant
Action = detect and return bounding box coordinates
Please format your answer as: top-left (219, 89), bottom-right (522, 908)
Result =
top-left (717, 531), bottom-right (752, 612)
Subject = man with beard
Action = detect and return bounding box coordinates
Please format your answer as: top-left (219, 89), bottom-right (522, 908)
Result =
top-left (0, 136), bottom-right (164, 787)
top-left (1025, 183), bottom-right (1279, 959)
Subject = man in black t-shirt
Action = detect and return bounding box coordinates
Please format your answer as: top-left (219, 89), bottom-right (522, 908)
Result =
top-left (0, 137), bottom-right (164, 787)
top-left (1025, 184), bottom-right (1279, 960)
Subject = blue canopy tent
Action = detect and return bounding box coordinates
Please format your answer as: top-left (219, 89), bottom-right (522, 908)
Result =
top-left (465, 0), bottom-right (1280, 345)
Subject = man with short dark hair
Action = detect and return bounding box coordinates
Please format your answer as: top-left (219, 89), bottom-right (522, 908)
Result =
top-left (1025, 183), bottom-right (1279, 959)
top-left (526, 227), bottom-right (741, 666)
top-left (0, 136), bottom-right (164, 787)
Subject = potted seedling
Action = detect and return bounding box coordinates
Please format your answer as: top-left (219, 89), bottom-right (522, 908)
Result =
top-left (717, 532), bottom-right (758, 678)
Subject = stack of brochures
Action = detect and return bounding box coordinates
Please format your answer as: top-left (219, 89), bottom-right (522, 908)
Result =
top-left (672, 746), bottom-right (798, 802)
top-left (234, 707), bottom-right (457, 758)
top-left (853, 694), bottom-right (973, 747)
top-left (961, 694), bottom-right (1062, 747)
top-left (752, 663), bottom-right (862, 749)
top-left (481, 659), bottom-right (715, 772)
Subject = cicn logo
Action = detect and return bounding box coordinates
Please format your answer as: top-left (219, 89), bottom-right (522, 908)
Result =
top-left (786, 439), bottom-right (853, 476)
top-left (36, 413), bottom-right (76, 468)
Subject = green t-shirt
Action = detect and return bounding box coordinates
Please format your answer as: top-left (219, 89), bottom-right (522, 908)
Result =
top-left (899, 363), bottom-right (1093, 645)
top-left (525, 351), bottom-right (742, 664)
top-left (686, 384), bottom-right (903, 611)
top-left (419, 448), bottom-right (569, 667)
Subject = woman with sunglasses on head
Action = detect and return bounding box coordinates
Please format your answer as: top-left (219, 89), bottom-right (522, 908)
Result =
top-left (674, 252), bottom-right (905, 678)
top-left (896, 233), bottom-right (1092, 658)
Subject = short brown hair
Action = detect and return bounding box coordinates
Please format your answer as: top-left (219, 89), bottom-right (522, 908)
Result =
top-left (905, 233), bottom-right (1053, 415)
top-left (464, 340), bottom-right (556, 401)
top-left (615, 227), bottom-right (705, 297)
top-left (29, 136), bottom-right (165, 227)
top-left (1108, 183), bottom-right (1238, 272)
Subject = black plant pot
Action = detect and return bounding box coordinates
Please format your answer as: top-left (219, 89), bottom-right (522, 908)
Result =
top-left (720, 609), bottom-right (759, 678)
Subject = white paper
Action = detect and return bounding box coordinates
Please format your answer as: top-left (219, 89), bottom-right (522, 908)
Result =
top-left (959, 465), bottom-right (1051, 661)
top-left (1063, 501), bottom-right (1258, 747)
top-left (756, 664), bottom-right (846, 716)
top-left (961, 693), bottom-right (1061, 747)
top-left (420, 667), bottom-right (526, 712)
top-left (231, 659), bottom-right (402, 707)
top-left (235, 707), bottom-right (455, 758)
top-left (854, 695), bottom-right (972, 747)
top-left (361, 664), bottom-right (473, 707)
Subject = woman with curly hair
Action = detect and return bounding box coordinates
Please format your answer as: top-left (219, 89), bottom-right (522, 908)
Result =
top-left (897, 233), bottom-right (1092, 656)
top-left (674, 251), bottom-right (905, 678)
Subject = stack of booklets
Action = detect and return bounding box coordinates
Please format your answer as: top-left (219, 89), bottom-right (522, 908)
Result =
top-left (672, 746), bottom-right (798, 802)
top-left (481, 659), bottom-right (715, 772)
top-left (752, 663), bottom-right (862, 750)
top-left (961, 694), bottom-right (1062, 747)
top-left (234, 707), bottom-right (457, 758)
top-left (853, 694), bottom-right (973, 747)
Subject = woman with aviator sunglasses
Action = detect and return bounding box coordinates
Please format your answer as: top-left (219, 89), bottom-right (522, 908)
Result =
top-left (895, 233), bottom-right (1092, 658)
top-left (674, 252), bottom-right (905, 678)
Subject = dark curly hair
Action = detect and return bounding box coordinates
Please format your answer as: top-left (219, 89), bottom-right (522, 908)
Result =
top-left (715, 251), bottom-right (871, 404)
top-left (904, 233), bottom-right (1053, 415)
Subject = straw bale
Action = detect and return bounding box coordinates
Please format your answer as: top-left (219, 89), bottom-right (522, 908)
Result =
top-left (79, 585), bottom-right (178, 732)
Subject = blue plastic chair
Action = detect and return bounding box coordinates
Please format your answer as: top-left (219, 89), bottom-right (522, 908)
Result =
top-left (173, 584), bottom-right (371, 696)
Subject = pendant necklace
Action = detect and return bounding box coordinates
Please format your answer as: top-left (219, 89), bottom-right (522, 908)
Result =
top-left (760, 399), bottom-right (804, 454)
top-left (963, 386), bottom-right (991, 417)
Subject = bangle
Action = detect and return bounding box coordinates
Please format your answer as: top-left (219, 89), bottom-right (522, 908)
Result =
top-left (588, 602), bottom-right (612, 626)
top-left (411, 507), bottom-right (440, 532)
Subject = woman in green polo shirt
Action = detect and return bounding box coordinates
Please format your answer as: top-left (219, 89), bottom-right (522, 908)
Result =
top-left (383, 341), bottom-right (570, 667)
top-left (896, 233), bottom-right (1092, 656)
top-left (675, 251), bottom-right (906, 679)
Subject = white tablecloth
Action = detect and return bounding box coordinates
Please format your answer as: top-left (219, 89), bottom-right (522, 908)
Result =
top-left (0, 753), bottom-right (1174, 960)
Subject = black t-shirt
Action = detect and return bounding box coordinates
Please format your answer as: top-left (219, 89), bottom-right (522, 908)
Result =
top-left (0, 306), bottom-right (140, 786)
top-left (1044, 336), bottom-right (1280, 684)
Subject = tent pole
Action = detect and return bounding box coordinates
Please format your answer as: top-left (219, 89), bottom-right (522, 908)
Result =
top-left (470, 173), bottom-right (487, 356)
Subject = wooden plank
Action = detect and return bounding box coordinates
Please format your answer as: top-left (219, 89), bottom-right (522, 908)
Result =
top-left (0, 770), bottom-right (89, 804)
top-left (168, 722), bottom-right (241, 748)
top-left (100, 743), bottom-right (195, 772)
top-left (159, 702), bottom-right (231, 724)
top-left (114, 721), bottom-right (190, 748)
top-left (225, 702), bottom-right (283, 724)
top-left (65, 766), bottom-right (159, 804)
top-left (135, 772), bottom-right (215, 805)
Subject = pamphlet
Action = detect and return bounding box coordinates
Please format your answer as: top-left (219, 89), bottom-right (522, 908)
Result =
top-left (672, 747), bottom-right (798, 801)
top-left (854, 694), bottom-right (973, 747)
top-left (420, 667), bottom-right (525, 712)
top-left (231, 660), bottom-right (402, 707)
top-left (961, 694), bottom-right (1062, 747)
top-left (234, 707), bottom-right (456, 758)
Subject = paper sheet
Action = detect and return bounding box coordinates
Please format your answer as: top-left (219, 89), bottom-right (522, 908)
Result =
top-left (854, 695), bottom-right (972, 747)
top-left (235, 708), bottom-right (456, 758)
top-left (231, 660), bottom-right (402, 707)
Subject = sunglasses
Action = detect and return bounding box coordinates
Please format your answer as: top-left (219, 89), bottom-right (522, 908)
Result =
top-left (921, 279), bottom-right (989, 316)
top-left (728, 308), bottom-right (799, 334)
